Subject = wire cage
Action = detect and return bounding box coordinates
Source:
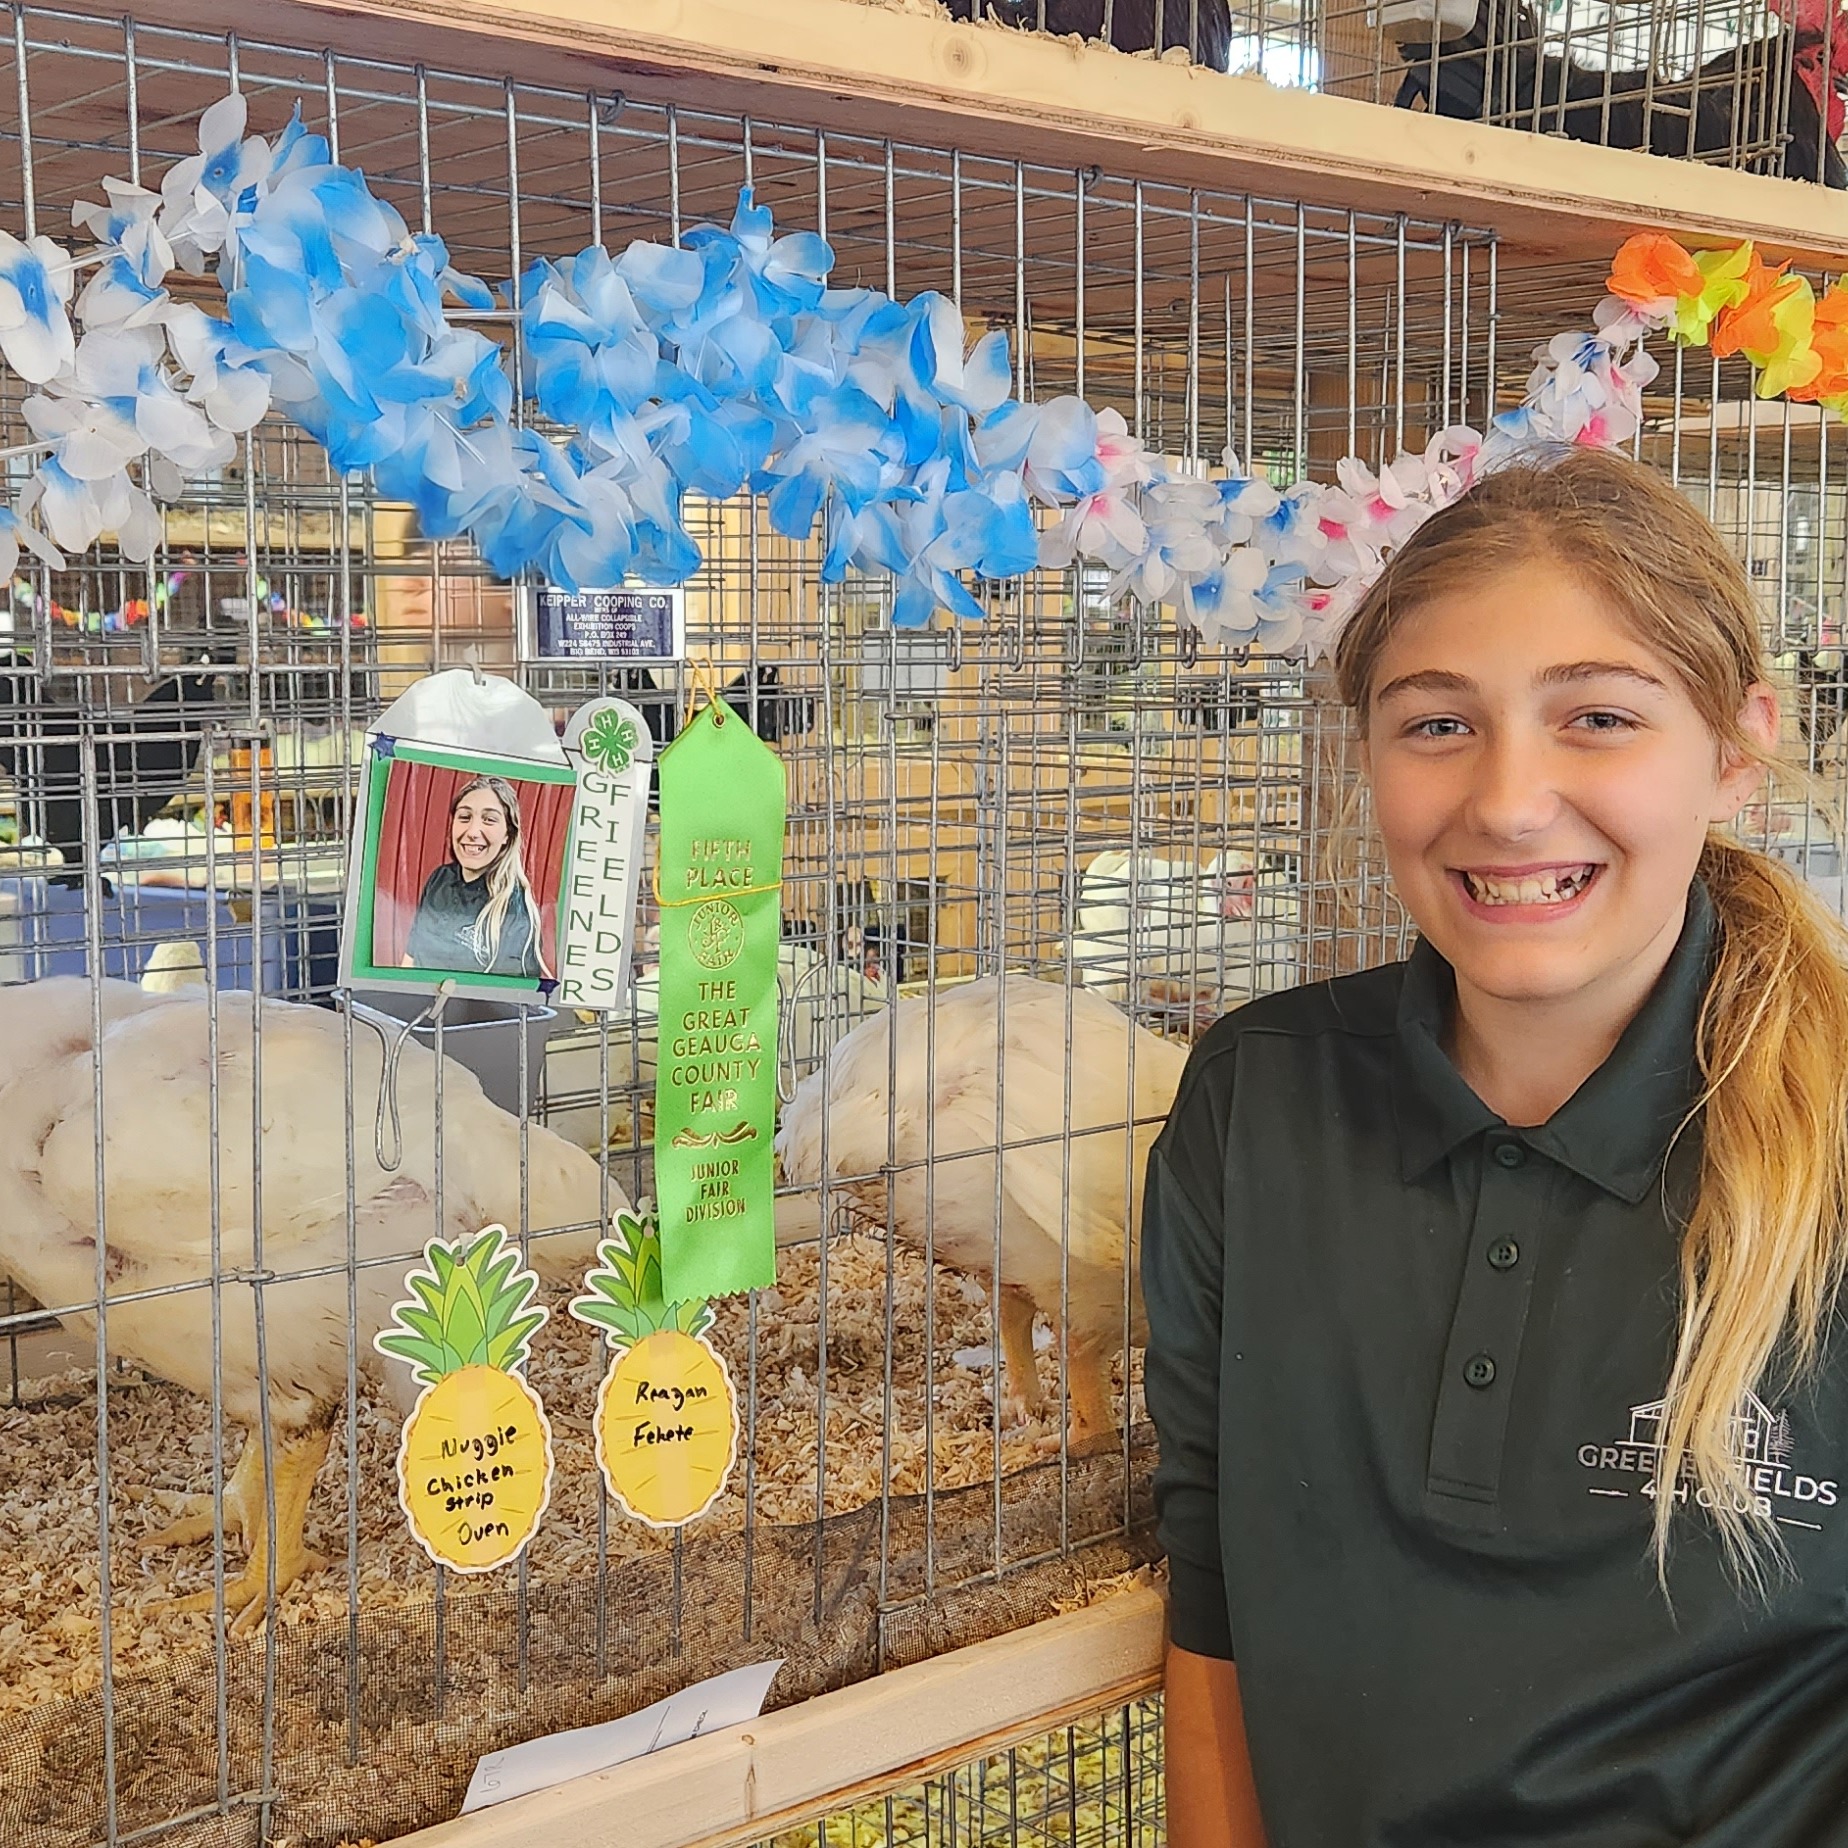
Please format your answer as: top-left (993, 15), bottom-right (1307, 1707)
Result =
top-left (946, 0), bottom-right (1846, 186)
top-left (0, 7), bottom-right (1839, 1848)
top-left (758, 1696), bottom-right (1164, 1848)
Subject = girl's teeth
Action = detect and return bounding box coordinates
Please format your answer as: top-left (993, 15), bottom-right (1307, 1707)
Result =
top-left (1465, 869), bottom-right (1591, 906)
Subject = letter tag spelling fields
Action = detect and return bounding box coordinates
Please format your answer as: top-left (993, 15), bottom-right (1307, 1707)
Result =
top-left (653, 699), bottom-right (786, 1300)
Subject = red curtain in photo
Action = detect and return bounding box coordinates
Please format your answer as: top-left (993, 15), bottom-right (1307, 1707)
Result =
top-left (373, 760), bottom-right (574, 973)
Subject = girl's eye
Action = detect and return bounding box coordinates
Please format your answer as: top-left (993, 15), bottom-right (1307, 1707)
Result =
top-left (1408, 716), bottom-right (1471, 739)
top-left (1569, 710), bottom-right (1638, 734)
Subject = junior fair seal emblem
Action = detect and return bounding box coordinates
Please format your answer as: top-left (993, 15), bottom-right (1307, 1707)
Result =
top-left (687, 898), bottom-right (745, 971)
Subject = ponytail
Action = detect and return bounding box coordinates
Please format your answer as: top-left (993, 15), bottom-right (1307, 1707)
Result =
top-left (1663, 838), bottom-right (1848, 1582)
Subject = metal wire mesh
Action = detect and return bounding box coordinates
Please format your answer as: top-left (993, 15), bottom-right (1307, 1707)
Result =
top-left (758, 1696), bottom-right (1163, 1848)
top-left (0, 7), bottom-right (1836, 1848)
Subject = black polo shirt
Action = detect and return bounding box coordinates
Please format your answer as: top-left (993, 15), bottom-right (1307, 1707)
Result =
top-left (1145, 883), bottom-right (1848, 1845)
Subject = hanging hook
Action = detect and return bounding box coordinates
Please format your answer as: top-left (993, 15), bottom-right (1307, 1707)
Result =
top-left (346, 981), bottom-right (455, 1173)
top-left (684, 656), bottom-right (727, 727)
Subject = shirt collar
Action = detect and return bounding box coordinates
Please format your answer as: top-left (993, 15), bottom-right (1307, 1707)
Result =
top-left (1392, 881), bottom-right (1714, 1203)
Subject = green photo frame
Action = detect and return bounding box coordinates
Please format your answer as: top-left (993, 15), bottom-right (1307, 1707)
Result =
top-left (339, 737), bottom-right (579, 1000)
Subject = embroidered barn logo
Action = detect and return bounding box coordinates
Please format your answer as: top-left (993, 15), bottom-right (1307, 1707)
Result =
top-left (1576, 1392), bottom-right (1838, 1531)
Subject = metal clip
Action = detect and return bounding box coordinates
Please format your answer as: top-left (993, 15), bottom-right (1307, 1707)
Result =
top-left (347, 980), bottom-right (455, 1173)
top-left (1180, 625), bottom-right (1201, 669)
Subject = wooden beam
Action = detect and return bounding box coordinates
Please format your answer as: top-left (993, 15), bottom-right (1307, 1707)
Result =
top-left (115, 0), bottom-right (1848, 271)
top-left (388, 1585), bottom-right (1167, 1848)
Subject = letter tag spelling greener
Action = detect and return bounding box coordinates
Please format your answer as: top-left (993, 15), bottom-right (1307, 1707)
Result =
top-left (653, 698), bottom-right (786, 1300)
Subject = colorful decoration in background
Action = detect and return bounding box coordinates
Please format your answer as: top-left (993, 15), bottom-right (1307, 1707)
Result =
top-left (0, 91), bottom-right (1829, 665)
top-left (569, 1209), bottom-right (739, 1529)
top-left (373, 1225), bottom-right (557, 1573)
top-left (1604, 233), bottom-right (1848, 405)
top-left (5, 567), bottom-right (366, 633)
top-left (652, 694), bottom-right (786, 1302)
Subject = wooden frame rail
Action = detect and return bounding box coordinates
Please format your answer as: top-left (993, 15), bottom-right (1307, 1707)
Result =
top-left (390, 1585), bottom-right (1168, 1848)
top-left (112, 0), bottom-right (1848, 273)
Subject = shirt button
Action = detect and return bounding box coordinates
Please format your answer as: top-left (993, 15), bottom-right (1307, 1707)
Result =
top-left (1493, 1141), bottom-right (1525, 1169)
top-left (1463, 1353), bottom-right (1497, 1389)
top-left (1487, 1238), bottom-right (1520, 1271)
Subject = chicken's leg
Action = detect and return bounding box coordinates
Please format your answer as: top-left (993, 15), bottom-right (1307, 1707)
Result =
top-left (137, 1425), bottom-right (266, 1552)
top-left (998, 1285), bottom-right (1046, 1425)
top-left (1064, 1331), bottom-right (1120, 1456)
top-left (156, 1421), bottom-right (333, 1633)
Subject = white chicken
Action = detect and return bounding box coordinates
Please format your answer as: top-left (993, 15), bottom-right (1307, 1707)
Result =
top-left (775, 976), bottom-right (1188, 1450)
top-left (546, 937), bottom-right (889, 1152)
top-left (138, 937), bottom-right (209, 993)
top-left (1072, 848), bottom-right (1297, 1030)
top-left (0, 977), bottom-right (620, 1627)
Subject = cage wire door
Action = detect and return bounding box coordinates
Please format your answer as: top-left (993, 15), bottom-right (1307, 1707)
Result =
top-left (0, 8), bottom-right (1836, 1848)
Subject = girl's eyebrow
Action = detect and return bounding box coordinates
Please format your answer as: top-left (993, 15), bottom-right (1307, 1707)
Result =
top-left (1537, 659), bottom-right (1667, 690)
top-left (1374, 667), bottom-right (1474, 702)
top-left (1375, 660), bottom-right (1667, 704)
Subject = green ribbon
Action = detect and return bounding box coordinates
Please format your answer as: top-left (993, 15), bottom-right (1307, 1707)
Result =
top-left (653, 699), bottom-right (786, 1301)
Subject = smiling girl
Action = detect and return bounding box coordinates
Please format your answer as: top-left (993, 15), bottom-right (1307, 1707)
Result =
top-left (1146, 448), bottom-right (1848, 1846)
top-left (402, 774), bottom-right (549, 980)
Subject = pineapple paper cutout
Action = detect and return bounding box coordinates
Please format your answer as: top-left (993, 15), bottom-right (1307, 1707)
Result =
top-left (570, 1209), bottom-right (739, 1528)
top-left (374, 1226), bottom-right (556, 1572)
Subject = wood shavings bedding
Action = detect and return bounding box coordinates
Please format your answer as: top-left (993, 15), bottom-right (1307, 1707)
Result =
top-left (0, 1233), bottom-right (1147, 1847)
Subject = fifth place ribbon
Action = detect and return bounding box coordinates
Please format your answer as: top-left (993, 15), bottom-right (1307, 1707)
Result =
top-left (653, 696), bottom-right (787, 1301)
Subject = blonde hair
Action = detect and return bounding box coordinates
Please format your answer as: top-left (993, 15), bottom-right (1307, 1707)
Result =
top-left (1334, 446), bottom-right (1848, 1582)
top-left (450, 775), bottom-right (549, 979)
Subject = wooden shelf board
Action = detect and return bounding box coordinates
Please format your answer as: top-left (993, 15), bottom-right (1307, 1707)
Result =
top-left (99, 0), bottom-right (1848, 273)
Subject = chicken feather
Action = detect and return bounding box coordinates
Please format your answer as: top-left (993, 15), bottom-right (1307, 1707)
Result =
top-left (0, 977), bottom-right (622, 1625)
top-left (776, 976), bottom-right (1186, 1447)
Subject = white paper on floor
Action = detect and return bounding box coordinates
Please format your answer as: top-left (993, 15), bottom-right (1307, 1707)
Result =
top-left (460, 1656), bottom-right (785, 1814)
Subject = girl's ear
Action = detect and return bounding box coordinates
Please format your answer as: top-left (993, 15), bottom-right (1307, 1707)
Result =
top-left (1710, 681), bottom-right (1780, 825)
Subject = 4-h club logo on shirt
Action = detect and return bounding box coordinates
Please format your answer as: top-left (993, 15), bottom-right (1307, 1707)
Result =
top-left (1577, 1393), bottom-right (1839, 1530)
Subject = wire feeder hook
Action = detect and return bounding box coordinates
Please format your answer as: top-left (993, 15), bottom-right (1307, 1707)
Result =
top-left (345, 980), bottom-right (456, 1173)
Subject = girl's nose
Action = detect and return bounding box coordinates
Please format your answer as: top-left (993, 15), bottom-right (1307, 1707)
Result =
top-left (1465, 733), bottom-right (1562, 842)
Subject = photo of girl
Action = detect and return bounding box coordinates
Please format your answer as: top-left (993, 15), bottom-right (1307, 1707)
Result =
top-left (402, 775), bottom-right (549, 979)
top-left (361, 756), bottom-right (574, 990)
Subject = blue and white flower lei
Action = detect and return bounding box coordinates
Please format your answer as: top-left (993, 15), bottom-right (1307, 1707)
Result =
top-left (0, 93), bottom-right (1661, 662)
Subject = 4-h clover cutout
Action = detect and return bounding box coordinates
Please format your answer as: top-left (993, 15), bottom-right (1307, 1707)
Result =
top-left (584, 708), bottom-right (641, 773)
